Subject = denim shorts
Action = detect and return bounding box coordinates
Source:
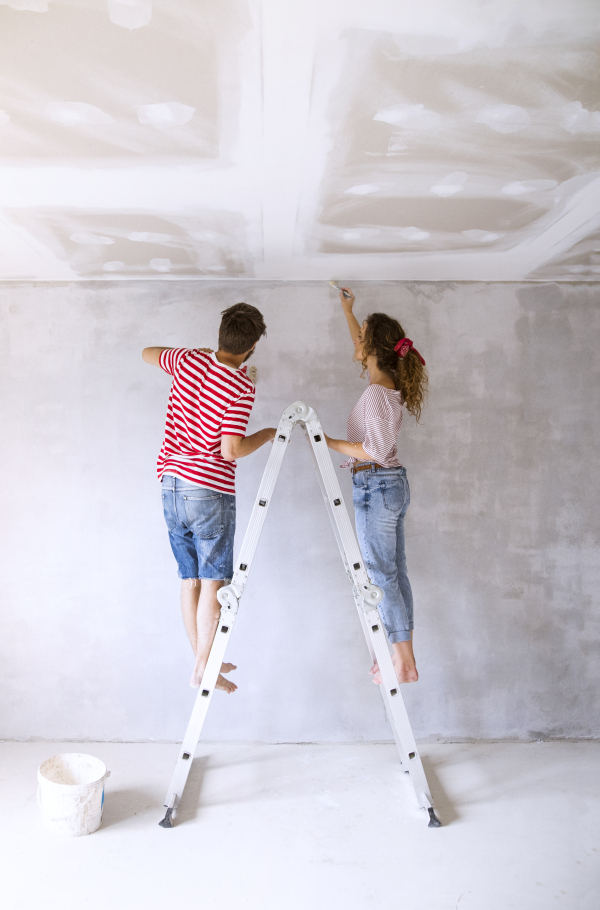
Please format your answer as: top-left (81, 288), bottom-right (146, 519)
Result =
top-left (161, 475), bottom-right (235, 581)
top-left (352, 465), bottom-right (414, 643)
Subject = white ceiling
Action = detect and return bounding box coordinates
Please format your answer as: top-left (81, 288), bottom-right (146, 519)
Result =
top-left (1, 0), bottom-right (599, 281)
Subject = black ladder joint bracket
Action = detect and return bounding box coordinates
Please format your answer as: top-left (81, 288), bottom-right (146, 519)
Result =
top-left (182, 752), bottom-right (190, 760)
top-left (239, 563), bottom-right (247, 572)
top-left (259, 499), bottom-right (267, 507)
top-left (313, 434), bottom-right (322, 442)
top-left (408, 751), bottom-right (416, 759)
top-left (201, 689), bottom-right (210, 697)
top-left (278, 434), bottom-right (287, 442)
top-left (428, 808), bottom-right (442, 828)
top-left (333, 499), bottom-right (341, 506)
top-left (390, 688), bottom-right (398, 697)
top-left (371, 623), bottom-right (380, 632)
top-left (158, 807), bottom-right (174, 828)
top-left (220, 625), bottom-right (229, 634)
top-left (353, 562), bottom-right (360, 570)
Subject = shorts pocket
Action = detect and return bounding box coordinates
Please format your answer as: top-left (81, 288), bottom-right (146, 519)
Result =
top-left (182, 492), bottom-right (224, 539)
top-left (380, 477), bottom-right (406, 512)
top-left (162, 491), bottom-right (177, 532)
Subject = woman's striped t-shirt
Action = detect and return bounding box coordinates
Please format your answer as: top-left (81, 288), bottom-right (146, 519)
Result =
top-left (157, 348), bottom-right (255, 495)
top-left (341, 383), bottom-right (404, 468)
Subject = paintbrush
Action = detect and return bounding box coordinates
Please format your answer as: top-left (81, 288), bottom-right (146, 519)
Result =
top-left (329, 280), bottom-right (352, 299)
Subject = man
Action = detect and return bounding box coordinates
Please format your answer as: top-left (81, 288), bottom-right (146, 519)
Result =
top-left (143, 303), bottom-right (276, 692)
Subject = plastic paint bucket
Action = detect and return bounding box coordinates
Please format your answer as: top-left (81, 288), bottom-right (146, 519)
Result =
top-left (37, 753), bottom-right (110, 837)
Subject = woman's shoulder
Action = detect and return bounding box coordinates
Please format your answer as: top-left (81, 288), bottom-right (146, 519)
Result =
top-left (363, 383), bottom-right (400, 411)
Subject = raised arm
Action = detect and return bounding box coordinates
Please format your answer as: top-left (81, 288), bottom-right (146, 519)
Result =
top-left (142, 346), bottom-right (171, 367)
top-left (142, 346), bottom-right (213, 367)
top-left (338, 287), bottom-right (361, 346)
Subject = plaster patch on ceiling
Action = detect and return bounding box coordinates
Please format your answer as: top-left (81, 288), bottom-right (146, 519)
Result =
top-left (374, 103), bottom-right (442, 131)
top-left (430, 172), bottom-right (468, 197)
top-left (502, 180), bottom-right (557, 196)
top-left (475, 104), bottom-right (531, 134)
top-left (0, 0), bottom-right (249, 160)
top-left (45, 102), bottom-right (115, 126)
top-left (107, 0), bottom-right (151, 31)
top-left (6, 207), bottom-right (254, 277)
top-left (560, 102), bottom-right (600, 135)
top-left (462, 229), bottom-right (503, 243)
top-left (137, 102), bottom-right (195, 128)
top-left (345, 184), bottom-right (380, 195)
top-left (150, 257), bottom-right (171, 272)
top-left (400, 227), bottom-right (430, 241)
top-left (298, 22), bottom-right (600, 273)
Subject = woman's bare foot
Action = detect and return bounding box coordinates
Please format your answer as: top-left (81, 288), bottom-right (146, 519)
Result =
top-left (190, 661), bottom-right (238, 691)
top-left (369, 640), bottom-right (418, 685)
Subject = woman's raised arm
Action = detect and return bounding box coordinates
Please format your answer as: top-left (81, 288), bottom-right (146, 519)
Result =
top-left (339, 287), bottom-right (362, 346)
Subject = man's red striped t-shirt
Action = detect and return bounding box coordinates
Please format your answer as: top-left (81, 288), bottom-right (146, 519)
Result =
top-left (157, 348), bottom-right (255, 495)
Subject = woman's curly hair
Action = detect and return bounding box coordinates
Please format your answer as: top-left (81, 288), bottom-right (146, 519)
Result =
top-left (360, 312), bottom-right (428, 422)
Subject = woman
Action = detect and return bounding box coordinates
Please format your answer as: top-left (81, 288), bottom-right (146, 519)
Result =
top-left (325, 287), bottom-right (428, 685)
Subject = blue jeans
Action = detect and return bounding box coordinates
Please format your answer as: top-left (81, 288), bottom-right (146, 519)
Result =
top-left (352, 465), bottom-right (414, 643)
top-left (161, 475), bottom-right (236, 580)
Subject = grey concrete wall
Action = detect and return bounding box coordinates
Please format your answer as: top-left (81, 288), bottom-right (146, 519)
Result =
top-left (0, 281), bottom-right (598, 741)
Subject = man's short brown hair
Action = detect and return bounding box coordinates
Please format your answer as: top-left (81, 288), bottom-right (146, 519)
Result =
top-left (218, 302), bottom-right (266, 355)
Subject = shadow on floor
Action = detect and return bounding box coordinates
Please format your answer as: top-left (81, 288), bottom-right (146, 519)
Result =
top-left (420, 755), bottom-right (459, 826)
top-left (168, 755), bottom-right (209, 826)
top-left (101, 787), bottom-right (161, 828)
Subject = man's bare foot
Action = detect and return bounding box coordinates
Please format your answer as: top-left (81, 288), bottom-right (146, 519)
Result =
top-left (190, 661), bottom-right (238, 691)
top-left (369, 640), bottom-right (418, 685)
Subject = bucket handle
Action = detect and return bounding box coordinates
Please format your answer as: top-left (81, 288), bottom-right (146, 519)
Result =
top-left (37, 770), bottom-right (110, 823)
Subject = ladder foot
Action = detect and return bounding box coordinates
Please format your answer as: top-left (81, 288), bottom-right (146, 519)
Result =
top-left (427, 808), bottom-right (442, 828)
top-left (159, 807), bottom-right (174, 828)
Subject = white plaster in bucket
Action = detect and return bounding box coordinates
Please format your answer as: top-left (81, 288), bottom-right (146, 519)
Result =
top-left (37, 753), bottom-right (110, 837)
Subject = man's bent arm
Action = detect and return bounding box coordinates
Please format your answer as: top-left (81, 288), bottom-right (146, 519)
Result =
top-left (142, 346), bottom-right (171, 367)
top-left (221, 428), bottom-right (276, 462)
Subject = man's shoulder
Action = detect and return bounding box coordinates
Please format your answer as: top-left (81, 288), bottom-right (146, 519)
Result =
top-left (207, 357), bottom-right (255, 399)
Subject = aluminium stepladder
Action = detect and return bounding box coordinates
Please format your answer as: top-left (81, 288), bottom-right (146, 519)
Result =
top-left (159, 401), bottom-right (441, 829)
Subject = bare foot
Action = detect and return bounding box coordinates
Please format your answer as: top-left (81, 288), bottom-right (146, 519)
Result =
top-left (216, 663), bottom-right (237, 694)
top-left (369, 640), bottom-right (418, 685)
top-left (369, 661), bottom-right (383, 685)
top-left (190, 661), bottom-right (238, 691)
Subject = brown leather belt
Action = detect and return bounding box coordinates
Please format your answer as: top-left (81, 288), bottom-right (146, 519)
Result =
top-left (351, 461), bottom-right (384, 474)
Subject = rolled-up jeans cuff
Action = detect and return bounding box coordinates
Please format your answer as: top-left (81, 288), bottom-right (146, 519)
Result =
top-left (388, 630), bottom-right (412, 643)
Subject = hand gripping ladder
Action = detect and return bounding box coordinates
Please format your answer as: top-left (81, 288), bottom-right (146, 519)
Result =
top-left (159, 401), bottom-right (441, 829)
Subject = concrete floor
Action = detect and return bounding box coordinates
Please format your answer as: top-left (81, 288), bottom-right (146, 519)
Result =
top-left (1, 741), bottom-right (598, 910)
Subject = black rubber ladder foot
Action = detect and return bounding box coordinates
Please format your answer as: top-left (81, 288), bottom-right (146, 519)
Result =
top-left (159, 807), bottom-right (174, 828)
top-left (427, 807), bottom-right (442, 828)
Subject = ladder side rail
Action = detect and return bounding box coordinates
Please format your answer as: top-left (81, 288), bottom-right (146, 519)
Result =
top-left (302, 411), bottom-right (435, 816)
top-left (300, 425), bottom-right (354, 579)
top-left (363, 604), bottom-right (433, 809)
top-left (350, 587), bottom-right (408, 761)
top-left (160, 404), bottom-right (298, 826)
top-left (303, 415), bottom-right (373, 593)
top-left (226, 410), bottom-right (295, 598)
top-left (161, 611), bottom-right (237, 819)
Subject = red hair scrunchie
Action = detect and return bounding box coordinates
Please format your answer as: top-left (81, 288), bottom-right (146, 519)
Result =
top-left (394, 337), bottom-right (426, 365)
